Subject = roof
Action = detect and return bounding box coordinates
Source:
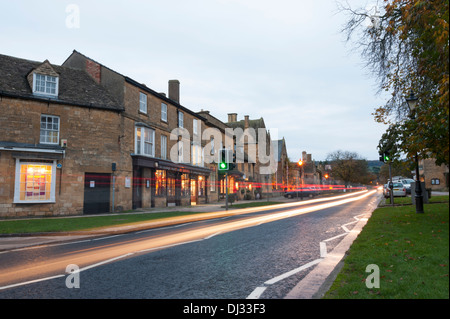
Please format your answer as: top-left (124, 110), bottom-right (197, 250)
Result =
top-left (64, 50), bottom-right (205, 120)
top-left (227, 118), bottom-right (265, 130)
top-left (0, 53), bottom-right (123, 111)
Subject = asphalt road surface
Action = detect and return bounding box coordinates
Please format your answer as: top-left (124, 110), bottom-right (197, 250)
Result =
top-left (0, 190), bottom-right (381, 299)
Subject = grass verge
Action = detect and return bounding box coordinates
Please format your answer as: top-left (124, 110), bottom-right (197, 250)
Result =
top-left (323, 200), bottom-right (449, 299)
top-left (0, 211), bottom-right (207, 234)
top-left (384, 195), bottom-right (449, 206)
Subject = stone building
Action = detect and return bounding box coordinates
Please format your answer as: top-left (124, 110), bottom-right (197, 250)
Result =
top-left (0, 51), bottom-right (215, 217)
top-left (272, 137), bottom-right (289, 194)
top-left (420, 158), bottom-right (449, 191)
top-left (0, 53), bottom-right (125, 217)
top-left (63, 51), bottom-right (212, 209)
top-left (226, 114), bottom-right (276, 197)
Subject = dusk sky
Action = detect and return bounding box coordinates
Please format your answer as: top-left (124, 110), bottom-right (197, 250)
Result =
top-left (1, 0), bottom-right (388, 162)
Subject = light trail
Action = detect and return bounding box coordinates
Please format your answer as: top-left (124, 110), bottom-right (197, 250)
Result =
top-left (0, 190), bottom-right (376, 290)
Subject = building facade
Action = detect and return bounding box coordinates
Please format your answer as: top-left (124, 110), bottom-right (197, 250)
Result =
top-left (0, 54), bottom-right (126, 217)
top-left (0, 51), bottom-right (216, 218)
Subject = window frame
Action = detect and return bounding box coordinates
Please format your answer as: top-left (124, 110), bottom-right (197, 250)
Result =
top-left (193, 119), bottom-right (198, 135)
top-left (14, 159), bottom-right (57, 204)
top-left (160, 135), bottom-right (167, 160)
top-left (40, 115), bottom-right (60, 145)
top-left (33, 73), bottom-right (59, 97)
top-left (139, 92), bottom-right (148, 114)
top-left (178, 111), bottom-right (184, 128)
top-left (135, 126), bottom-right (155, 157)
top-left (161, 103), bottom-right (167, 122)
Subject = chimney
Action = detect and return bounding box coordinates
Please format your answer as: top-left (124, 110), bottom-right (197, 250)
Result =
top-left (168, 80), bottom-right (180, 103)
top-left (244, 115), bottom-right (249, 129)
top-left (227, 113), bottom-right (237, 122)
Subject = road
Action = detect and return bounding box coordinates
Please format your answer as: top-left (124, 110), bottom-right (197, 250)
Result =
top-left (0, 190), bottom-right (381, 299)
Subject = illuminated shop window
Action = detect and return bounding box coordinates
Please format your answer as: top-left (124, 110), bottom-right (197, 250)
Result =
top-left (181, 174), bottom-right (189, 197)
top-left (14, 160), bottom-right (56, 203)
top-left (155, 170), bottom-right (166, 196)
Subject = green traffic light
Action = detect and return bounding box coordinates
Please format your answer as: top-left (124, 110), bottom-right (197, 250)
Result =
top-left (220, 163), bottom-right (226, 169)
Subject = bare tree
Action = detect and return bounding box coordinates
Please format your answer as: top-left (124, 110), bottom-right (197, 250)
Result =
top-left (326, 150), bottom-right (371, 187)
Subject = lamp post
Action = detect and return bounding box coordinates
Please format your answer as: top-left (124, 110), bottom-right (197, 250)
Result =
top-left (297, 160), bottom-right (304, 200)
top-left (405, 90), bottom-right (424, 214)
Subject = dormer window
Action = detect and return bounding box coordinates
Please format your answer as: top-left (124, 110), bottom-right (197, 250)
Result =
top-left (33, 73), bottom-right (59, 97)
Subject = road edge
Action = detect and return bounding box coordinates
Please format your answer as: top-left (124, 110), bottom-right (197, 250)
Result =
top-left (284, 205), bottom-right (375, 299)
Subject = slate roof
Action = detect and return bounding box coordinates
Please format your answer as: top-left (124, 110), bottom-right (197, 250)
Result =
top-left (0, 53), bottom-right (123, 111)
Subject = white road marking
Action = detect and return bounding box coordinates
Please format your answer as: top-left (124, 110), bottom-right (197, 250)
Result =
top-left (264, 259), bottom-right (323, 285)
top-left (246, 193), bottom-right (378, 299)
top-left (320, 242), bottom-right (327, 258)
top-left (247, 286), bottom-right (268, 299)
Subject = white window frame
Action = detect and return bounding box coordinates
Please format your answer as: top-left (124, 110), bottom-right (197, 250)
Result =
top-left (139, 92), bottom-right (147, 114)
top-left (161, 135), bottom-right (167, 160)
top-left (161, 103), bottom-right (167, 122)
top-left (178, 111), bottom-right (184, 128)
top-left (14, 159), bottom-right (57, 203)
top-left (40, 115), bottom-right (60, 145)
top-left (135, 126), bottom-right (155, 157)
top-left (193, 119), bottom-right (198, 135)
top-left (191, 144), bottom-right (203, 166)
top-left (33, 73), bottom-right (59, 97)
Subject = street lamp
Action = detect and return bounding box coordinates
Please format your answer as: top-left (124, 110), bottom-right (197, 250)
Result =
top-left (405, 90), bottom-right (424, 214)
top-left (297, 160), bottom-right (304, 200)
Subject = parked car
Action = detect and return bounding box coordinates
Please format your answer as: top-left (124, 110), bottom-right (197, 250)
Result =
top-left (395, 178), bottom-right (415, 194)
top-left (284, 187), bottom-right (321, 199)
top-left (388, 182), bottom-right (406, 197)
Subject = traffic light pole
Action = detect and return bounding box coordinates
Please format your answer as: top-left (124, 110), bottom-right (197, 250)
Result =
top-left (225, 173), bottom-right (229, 211)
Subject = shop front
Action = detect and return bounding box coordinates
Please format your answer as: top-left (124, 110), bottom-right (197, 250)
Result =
top-left (132, 155), bottom-right (210, 208)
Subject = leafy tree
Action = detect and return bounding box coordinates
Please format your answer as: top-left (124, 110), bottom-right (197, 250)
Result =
top-left (339, 0), bottom-right (449, 165)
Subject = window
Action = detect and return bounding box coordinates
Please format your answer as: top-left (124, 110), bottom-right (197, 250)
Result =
top-left (193, 119), bottom-right (198, 135)
top-left (135, 126), bottom-right (155, 156)
top-left (161, 103), bottom-right (167, 122)
top-left (33, 74), bottom-right (58, 97)
top-left (167, 177), bottom-right (176, 197)
top-left (155, 170), bottom-right (166, 196)
top-left (40, 115), bottom-right (60, 144)
top-left (191, 144), bottom-right (203, 166)
top-left (431, 178), bottom-right (440, 185)
top-left (160, 135), bottom-right (167, 159)
top-left (210, 137), bottom-right (215, 155)
top-left (181, 174), bottom-right (189, 196)
top-left (178, 111), bottom-right (184, 128)
top-left (139, 92), bottom-right (147, 114)
top-left (14, 159), bottom-right (56, 203)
